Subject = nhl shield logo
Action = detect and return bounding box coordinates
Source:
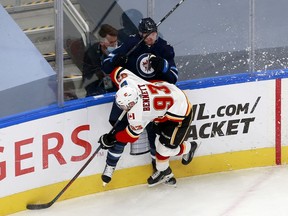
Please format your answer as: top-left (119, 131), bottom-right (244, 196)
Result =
top-left (136, 53), bottom-right (156, 78)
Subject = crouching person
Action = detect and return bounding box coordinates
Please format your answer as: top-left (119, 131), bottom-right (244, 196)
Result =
top-left (98, 67), bottom-right (197, 187)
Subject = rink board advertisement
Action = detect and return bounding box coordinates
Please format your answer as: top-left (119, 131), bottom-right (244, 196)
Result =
top-left (0, 103), bottom-right (152, 198)
top-left (185, 81), bottom-right (275, 155)
top-left (0, 69), bottom-right (288, 215)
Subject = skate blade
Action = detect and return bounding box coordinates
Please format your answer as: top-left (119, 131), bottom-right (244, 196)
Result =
top-left (148, 174), bottom-right (174, 188)
top-left (163, 178), bottom-right (177, 187)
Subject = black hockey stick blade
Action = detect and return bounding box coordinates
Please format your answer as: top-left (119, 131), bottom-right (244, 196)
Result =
top-left (26, 110), bottom-right (127, 210)
top-left (27, 201), bottom-right (54, 210)
top-left (26, 145), bottom-right (102, 210)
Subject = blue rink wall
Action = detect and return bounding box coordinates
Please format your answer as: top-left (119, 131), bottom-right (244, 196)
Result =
top-left (0, 69), bottom-right (288, 215)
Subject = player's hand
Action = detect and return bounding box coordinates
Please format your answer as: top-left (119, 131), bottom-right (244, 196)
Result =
top-left (111, 54), bottom-right (128, 67)
top-left (149, 56), bottom-right (169, 73)
top-left (98, 133), bottom-right (117, 149)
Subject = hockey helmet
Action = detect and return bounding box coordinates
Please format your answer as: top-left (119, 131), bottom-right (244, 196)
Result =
top-left (138, 17), bottom-right (157, 33)
top-left (116, 85), bottom-right (139, 111)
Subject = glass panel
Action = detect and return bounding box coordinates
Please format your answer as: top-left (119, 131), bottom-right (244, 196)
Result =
top-left (63, 0), bottom-right (85, 100)
top-left (2, 0), bottom-right (287, 110)
top-left (253, 0), bottom-right (288, 71)
top-left (60, 0), bottom-right (288, 100)
top-left (1, 0), bottom-right (56, 65)
top-left (0, 0), bottom-right (57, 118)
top-left (63, 0), bottom-right (148, 99)
top-left (154, 0), bottom-right (251, 80)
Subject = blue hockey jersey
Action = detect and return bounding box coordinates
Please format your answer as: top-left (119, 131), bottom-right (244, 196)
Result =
top-left (102, 34), bottom-right (178, 84)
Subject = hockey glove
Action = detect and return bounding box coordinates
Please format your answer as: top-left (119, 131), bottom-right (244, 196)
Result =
top-left (111, 54), bottom-right (128, 67)
top-left (149, 56), bottom-right (169, 73)
top-left (98, 133), bottom-right (117, 149)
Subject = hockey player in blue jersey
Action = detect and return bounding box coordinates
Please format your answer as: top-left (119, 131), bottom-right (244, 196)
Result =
top-left (101, 17), bottom-right (179, 185)
top-left (102, 18), bottom-right (178, 83)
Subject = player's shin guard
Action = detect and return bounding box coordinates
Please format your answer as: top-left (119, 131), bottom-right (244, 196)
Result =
top-left (146, 123), bottom-right (157, 172)
top-left (150, 146), bottom-right (156, 173)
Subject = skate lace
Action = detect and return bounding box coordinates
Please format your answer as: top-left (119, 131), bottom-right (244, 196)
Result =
top-left (103, 165), bottom-right (115, 177)
top-left (151, 170), bottom-right (161, 179)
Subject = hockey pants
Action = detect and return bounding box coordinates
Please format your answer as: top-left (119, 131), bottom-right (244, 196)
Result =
top-left (155, 108), bottom-right (193, 171)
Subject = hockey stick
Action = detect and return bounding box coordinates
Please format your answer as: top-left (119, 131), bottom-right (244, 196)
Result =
top-left (26, 110), bottom-right (127, 210)
top-left (126, 0), bottom-right (185, 56)
top-left (93, 0), bottom-right (118, 34)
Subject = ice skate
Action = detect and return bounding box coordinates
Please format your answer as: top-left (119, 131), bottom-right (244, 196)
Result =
top-left (147, 167), bottom-right (174, 187)
top-left (101, 164), bottom-right (115, 186)
top-left (163, 176), bottom-right (177, 187)
top-left (182, 141), bottom-right (197, 165)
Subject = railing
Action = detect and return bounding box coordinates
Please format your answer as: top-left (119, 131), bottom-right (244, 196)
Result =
top-left (63, 0), bottom-right (90, 47)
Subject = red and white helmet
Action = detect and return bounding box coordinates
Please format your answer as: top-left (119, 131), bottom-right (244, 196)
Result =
top-left (115, 85), bottom-right (139, 111)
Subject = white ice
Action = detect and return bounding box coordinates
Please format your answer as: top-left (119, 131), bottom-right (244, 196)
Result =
top-left (10, 165), bottom-right (288, 216)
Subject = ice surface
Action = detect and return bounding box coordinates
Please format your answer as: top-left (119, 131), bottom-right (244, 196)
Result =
top-left (10, 165), bottom-right (288, 216)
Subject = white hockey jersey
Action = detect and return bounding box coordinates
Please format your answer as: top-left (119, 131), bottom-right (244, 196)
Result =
top-left (110, 67), bottom-right (192, 143)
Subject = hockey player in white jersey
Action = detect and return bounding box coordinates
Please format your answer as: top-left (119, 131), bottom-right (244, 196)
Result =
top-left (98, 67), bottom-right (197, 187)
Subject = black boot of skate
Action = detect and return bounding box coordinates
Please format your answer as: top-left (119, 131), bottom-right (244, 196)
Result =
top-left (182, 141), bottom-right (198, 165)
top-left (101, 164), bottom-right (115, 186)
top-left (147, 167), bottom-right (174, 187)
